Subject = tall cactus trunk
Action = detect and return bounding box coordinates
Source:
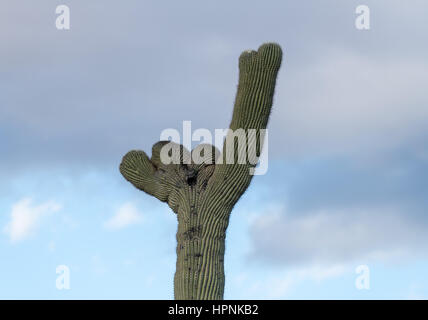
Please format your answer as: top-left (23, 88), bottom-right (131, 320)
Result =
top-left (120, 43), bottom-right (282, 299)
top-left (174, 211), bottom-right (227, 299)
top-left (173, 165), bottom-right (230, 300)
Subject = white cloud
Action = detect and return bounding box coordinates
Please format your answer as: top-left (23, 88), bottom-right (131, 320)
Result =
top-left (3, 198), bottom-right (61, 243)
top-left (249, 205), bottom-right (428, 266)
top-left (236, 265), bottom-right (346, 299)
top-left (104, 203), bottom-right (143, 230)
top-left (271, 265), bottom-right (346, 298)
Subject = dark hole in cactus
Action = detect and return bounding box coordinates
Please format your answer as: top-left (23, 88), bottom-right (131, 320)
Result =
top-left (186, 168), bottom-right (197, 186)
top-left (187, 175), bottom-right (197, 186)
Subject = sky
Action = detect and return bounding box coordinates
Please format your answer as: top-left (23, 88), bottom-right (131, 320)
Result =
top-left (1, 0), bottom-right (427, 299)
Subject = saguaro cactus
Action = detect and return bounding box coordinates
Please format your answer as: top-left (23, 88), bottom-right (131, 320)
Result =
top-left (120, 43), bottom-right (282, 299)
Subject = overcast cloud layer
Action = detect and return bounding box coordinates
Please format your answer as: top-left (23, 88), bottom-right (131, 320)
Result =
top-left (2, 1), bottom-right (427, 166)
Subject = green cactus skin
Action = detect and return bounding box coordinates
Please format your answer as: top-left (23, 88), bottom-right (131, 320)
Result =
top-left (120, 43), bottom-right (282, 300)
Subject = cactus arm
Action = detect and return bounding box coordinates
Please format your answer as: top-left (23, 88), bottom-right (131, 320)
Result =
top-left (119, 150), bottom-right (170, 202)
top-left (207, 43), bottom-right (283, 208)
top-left (230, 43), bottom-right (283, 131)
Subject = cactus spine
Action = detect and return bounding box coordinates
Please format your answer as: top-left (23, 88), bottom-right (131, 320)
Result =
top-left (120, 43), bottom-right (282, 299)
